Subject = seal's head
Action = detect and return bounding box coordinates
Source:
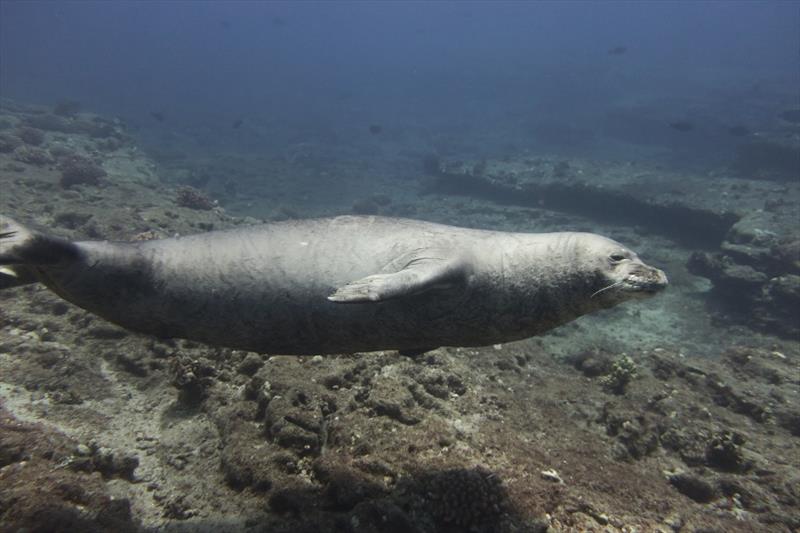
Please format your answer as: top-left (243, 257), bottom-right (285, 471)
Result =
top-left (580, 235), bottom-right (668, 307)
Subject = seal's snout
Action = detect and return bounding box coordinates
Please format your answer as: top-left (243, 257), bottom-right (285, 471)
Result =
top-left (633, 265), bottom-right (668, 293)
top-left (646, 267), bottom-right (668, 292)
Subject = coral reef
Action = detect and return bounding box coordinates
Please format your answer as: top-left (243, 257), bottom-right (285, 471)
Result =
top-left (12, 145), bottom-right (53, 166)
top-left (1, 99), bottom-right (798, 533)
top-left (14, 126), bottom-right (45, 146)
top-left (23, 113), bottom-right (84, 133)
top-left (0, 133), bottom-right (23, 153)
top-left (58, 154), bottom-right (107, 187)
top-left (176, 186), bottom-right (217, 210)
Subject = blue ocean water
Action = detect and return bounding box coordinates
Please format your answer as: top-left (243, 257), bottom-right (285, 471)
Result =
top-left (0, 2), bottom-right (798, 532)
top-left (1, 1), bottom-right (797, 166)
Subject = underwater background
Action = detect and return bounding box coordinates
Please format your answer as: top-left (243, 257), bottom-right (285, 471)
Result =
top-left (0, 1), bottom-right (798, 532)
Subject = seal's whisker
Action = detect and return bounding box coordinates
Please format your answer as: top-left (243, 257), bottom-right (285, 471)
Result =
top-left (591, 280), bottom-right (624, 299)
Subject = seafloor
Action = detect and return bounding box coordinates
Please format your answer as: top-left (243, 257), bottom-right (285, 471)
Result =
top-left (0, 99), bottom-right (798, 533)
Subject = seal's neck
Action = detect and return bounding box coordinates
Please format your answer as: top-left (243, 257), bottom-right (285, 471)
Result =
top-left (494, 233), bottom-right (606, 328)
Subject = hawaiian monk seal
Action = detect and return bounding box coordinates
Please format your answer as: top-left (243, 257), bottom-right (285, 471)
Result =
top-left (0, 215), bottom-right (667, 354)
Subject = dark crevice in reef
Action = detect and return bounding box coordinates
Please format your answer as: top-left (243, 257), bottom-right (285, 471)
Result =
top-left (426, 174), bottom-right (739, 247)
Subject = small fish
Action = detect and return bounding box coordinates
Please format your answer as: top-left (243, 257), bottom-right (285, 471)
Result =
top-left (728, 125), bottom-right (750, 137)
top-left (232, 118), bottom-right (244, 129)
top-left (369, 124), bottom-right (383, 135)
top-left (669, 121), bottom-right (694, 132)
top-left (608, 46), bottom-right (628, 55)
top-left (150, 111), bottom-right (166, 122)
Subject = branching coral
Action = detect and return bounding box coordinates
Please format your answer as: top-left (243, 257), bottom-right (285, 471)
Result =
top-left (600, 355), bottom-right (638, 394)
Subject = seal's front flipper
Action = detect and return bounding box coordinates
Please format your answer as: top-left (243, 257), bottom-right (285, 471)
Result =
top-left (328, 249), bottom-right (469, 303)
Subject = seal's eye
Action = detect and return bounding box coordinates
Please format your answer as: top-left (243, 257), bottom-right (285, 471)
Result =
top-left (609, 253), bottom-right (627, 263)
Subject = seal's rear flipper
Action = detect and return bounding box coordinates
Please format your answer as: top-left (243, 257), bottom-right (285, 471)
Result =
top-left (0, 265), bottom-right (39, 289)
top-left (328, 250), bottom-right (468, 303)
top-left (0, 216), bottom-right (80, 289)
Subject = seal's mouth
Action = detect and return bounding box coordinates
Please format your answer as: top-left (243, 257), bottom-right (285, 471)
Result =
top-left (622, 267), bottom-right (668, 293)
top-left (591, 265), bottom-right (668, 300)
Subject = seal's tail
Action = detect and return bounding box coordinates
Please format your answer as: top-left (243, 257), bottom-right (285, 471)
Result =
top-left (0, 215), bottom-right (79, 289)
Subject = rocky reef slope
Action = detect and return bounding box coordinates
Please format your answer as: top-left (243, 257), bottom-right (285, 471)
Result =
top-left (0, 99), bottom-right (798, 532)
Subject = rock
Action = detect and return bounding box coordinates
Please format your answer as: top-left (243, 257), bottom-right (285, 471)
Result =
top-left (775, 409), bottom-right (800, 436)
top-left (569, 348), bottom-right (614, 377)
top-left (540, 469), bottom-right (564, 484)
top-left (313, 458), bottom-right (387, 511)
top-left (687, 209), bottom-right (799, 338)
top-left (176, 186), bottom-right (216, 210)
top-left (88, 325), bottom-right (128, 339)
top-left (264, 388), bottom-right (335, 456)
top-left (53, 211), bottom-right (93, 230)
top-left (220, 437), bottom-right (273, 491)
top-left (85, 446), bottom-right (139, 481)
top-left (370, 399), bottom-right (420, 426)
top-left (705, 375), bottom-right (769, 422)
top-left (667, 471), bottom-right (718, 503)
top-left (601, 407), bottom-right (659, 460)
top-left (114, 352), bottom-right (148, 377)
top-left (169, 355), bottom-right (217, 404)
top-left (719, 263), bottom-right (768, 289)
top-left (75, 444), bottom-right (91, 456)
top-left (269, 485), bottom-right (318, 514)
top-left (237, 353), bottom-right (264, 376)
top-left (418, 467), bottom-right (508, 529)
top-left (350, 500), bottom-right (421, 533)
top-left (705, 431), bottom-right (750, 472)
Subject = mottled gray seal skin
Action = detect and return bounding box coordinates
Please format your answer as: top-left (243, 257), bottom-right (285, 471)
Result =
top-left (0, 215), bottom-right (667, 354)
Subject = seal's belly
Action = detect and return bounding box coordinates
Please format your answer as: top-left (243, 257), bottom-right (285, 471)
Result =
top-left (147, 264), bottom-right (487, 354)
